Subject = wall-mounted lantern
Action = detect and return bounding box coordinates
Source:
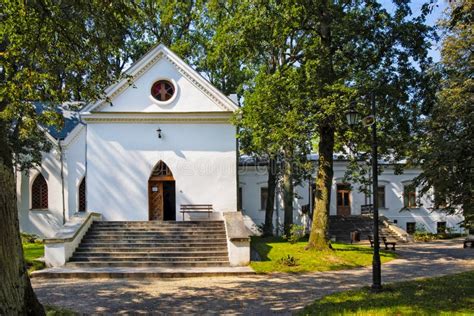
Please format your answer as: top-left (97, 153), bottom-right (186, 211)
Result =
top-left (157, 128), bottom-right (162, 139)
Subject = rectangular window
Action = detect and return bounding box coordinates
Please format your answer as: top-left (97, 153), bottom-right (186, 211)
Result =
top-left (260, 187), bottom-right (268, 211)
top-left (437, 222), bottom-right (447, 234)
top-left (406, 222), bottom-right (416, 234)
top-left (404, 185), bottom-right (417, 208)
top-left (378, 186), bottom-right (386, 208)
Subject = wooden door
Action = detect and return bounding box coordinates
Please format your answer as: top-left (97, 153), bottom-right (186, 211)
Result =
top-left (149, 181), bottom-right (164, 220)
top-left (337, 184), bottom-right (351, 216)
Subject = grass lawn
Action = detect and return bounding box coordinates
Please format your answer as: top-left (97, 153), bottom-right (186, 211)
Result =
top-left (300, 270), bottom-right (474, 315)
top-left (45, 305), bottom-right (77, 316)
top-left (23, 241), bottom-right (45, 273)
top-left (251, 237), bottom-right (397, 273)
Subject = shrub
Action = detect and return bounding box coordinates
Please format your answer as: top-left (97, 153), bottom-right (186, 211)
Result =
top-left (277, 255), bottom-right (299, 266)
top-left (21, 232), bottom-right (40, 244)
top-left (283, 224), bottom-right (305, 244)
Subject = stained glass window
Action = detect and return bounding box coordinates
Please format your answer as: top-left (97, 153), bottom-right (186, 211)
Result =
top-left (151, 80), bottom-right (175, 101)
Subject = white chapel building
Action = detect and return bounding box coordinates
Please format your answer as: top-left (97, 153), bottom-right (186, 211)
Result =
top-left (18, 45), bottom-right (240, 236)
top-left (16, 44), bottom-right (464, 262)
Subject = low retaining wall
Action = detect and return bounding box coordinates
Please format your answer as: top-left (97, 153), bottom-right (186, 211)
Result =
top-left (223, 212), bottom-right (251, 266)
top-left (44, 212), bottom-right (101, 267)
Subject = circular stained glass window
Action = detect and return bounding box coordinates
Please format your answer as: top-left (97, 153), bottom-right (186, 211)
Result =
top-left (151, 80), bottom-right (175, 102)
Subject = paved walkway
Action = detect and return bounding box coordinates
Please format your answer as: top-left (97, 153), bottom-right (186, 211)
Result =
top-left (32, 239), bottom-right (474, 315)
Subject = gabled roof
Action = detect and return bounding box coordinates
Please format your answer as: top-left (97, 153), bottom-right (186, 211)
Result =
top-left (82, 44), bottom-right (239, 113)
top-left (34, 102), bottom-right (83, 140)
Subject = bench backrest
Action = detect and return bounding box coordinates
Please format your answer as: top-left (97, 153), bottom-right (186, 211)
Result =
top-left (180, 204), bottom-right (213, 210)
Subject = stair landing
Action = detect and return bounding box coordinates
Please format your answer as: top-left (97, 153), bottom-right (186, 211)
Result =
top-left (31, 266), bottom-right (255, 279)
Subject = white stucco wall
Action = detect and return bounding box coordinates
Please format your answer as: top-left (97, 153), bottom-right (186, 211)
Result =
top-left (17, 148), bottom-right (64, 238)
top-left (238, 162), bottom-right (465, 234)
top-left (101, 58), bottom-right (227, 113)
top-left (238, 165), bottom-right (310, 232)
top-left (63, 127), bottom-right (86, 218)
top-left (86, 122), bottom-right (237, 220)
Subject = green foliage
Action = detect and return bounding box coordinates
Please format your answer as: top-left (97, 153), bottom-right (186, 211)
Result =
top-left (283, 224), bottom-right (305, 244)
top-left (277, 255), bottom-right (299, 267)
top-left (300, 271), bottom-right (474, 315)
top-left (22, 241), bottom-right (45, 274)
top-left (0, 1), bottom-right (206, 169)
top-left (45, 305), bottom-right (77, 316)
top-left (412, 1), bottom-right (474, 227)
top-left (250, 237), bottom-right (396, 274)
top-left (20, 232), bottom-right (41, 244)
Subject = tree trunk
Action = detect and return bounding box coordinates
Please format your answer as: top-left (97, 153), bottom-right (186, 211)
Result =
top-left (263, 156), bottom-right (278, 236)
top-left (0, 123), bottom-right (44, 315)
top-left (307, 126), bottom-right (335, 250)
top-left (282, 155), bottom-right (294, 236)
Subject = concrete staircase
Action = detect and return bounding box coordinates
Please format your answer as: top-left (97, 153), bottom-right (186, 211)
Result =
top-left (329, 216), bottom-right (402, 243)
top-left (66, 221), bottom-right (231, 268)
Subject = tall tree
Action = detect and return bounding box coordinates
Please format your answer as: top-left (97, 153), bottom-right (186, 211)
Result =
top-left (304, 0), bottom-right (436, 250)
top-left (413, 0), bottom-right (473, 227)
top-left (0, 2), bottom-right (143, 313)
top-left (210, 0), bottom-right (312, 236)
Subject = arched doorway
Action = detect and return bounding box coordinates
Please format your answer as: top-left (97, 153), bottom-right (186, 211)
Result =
top-left (148, 161), bottom-right (176, 221)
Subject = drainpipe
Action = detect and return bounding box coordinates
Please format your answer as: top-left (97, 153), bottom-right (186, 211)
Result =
top-left (275, 186), bottom-right (280, 237)
top-left (59, 141), bottom-right (66, 225)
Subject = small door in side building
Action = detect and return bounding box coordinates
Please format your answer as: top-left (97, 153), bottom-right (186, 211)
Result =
top-left (337, 184), bottom-right (351, 216)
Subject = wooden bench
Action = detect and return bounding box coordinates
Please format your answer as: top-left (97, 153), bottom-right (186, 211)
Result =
top-left (368, 235), bottom-right (380, 248)
top-left (463, 237), bottom-right (474, 248)
top-left (180, 204), bottom-right (213, 221)
top-left (382, 236), bottom-right (396, 250)
top-left (368, 235), bottom-right (396, 250)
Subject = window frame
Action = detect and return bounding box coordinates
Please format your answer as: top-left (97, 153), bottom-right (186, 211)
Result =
top-left (406, 222), bottom-right (416, 234)
top-left (377, 186), bottom-right (386, 209)
top-left (403, 183), bottom-right (417, 208)
top-left (78, 177), bottom-right (86, 212)
top-left (437, 221), bottom-right (447, 234)
top-left (31, 173), bottom-right (48, 210)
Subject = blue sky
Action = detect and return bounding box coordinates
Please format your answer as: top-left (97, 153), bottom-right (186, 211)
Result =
top-left (380, 0), bottom-right (448, 62)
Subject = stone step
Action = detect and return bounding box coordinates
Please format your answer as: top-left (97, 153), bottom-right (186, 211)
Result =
top-left (83, 234), bottom-right (226, 240)
top-left (67, 220), bottom-right (231, 270)
top-left (31, 266), bottom-right (255, 279)
top-left (72, 251), bottom-right (228, 257)
top-left (92, 221), bottom-right (224, 227)
top-left (88, 228), bottom-right (225, 233)
top-left (65, 261), bottom-right (231, 268)
top-left (77, 242), bottom-right (227, 251)
top-left (76, 242), bottom-right (228, 248)
top-left (80, 238), bottom-right (228, 244)
top-left (69, 256), bottom-right (229, 262)
top-left (87, 230), bottom-right (225, 236)
top-left (75, 246), bottom-right (228, 253)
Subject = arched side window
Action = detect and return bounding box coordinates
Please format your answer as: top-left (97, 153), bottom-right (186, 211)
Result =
top-left (31, 174), bottom-right (48, 209)
top-left (78, 177), bottom-right (86, 212)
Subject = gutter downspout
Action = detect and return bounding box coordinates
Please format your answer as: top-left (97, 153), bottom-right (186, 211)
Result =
top-left (59, 141), bottom-right (66, 225)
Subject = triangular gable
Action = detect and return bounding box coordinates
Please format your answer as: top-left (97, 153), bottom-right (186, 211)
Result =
top-left (82, 44), bottom-right (239, 113)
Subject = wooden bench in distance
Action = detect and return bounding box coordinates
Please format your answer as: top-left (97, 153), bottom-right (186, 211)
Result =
top-left (368, 235), bottom-right (380, 248)
top-left (463, 236), bottom-right (474, 248)
top-left (180, 204), bottom-right (213, 221)
top-left (382, 236), bottom-right (396, 250)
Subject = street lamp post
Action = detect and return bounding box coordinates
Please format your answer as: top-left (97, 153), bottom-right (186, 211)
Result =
top-left (346, 92), bottom-right (382, 291)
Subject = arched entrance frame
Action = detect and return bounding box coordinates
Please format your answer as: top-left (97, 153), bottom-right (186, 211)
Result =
top-left (148, 161), bottom-right (176, 221)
